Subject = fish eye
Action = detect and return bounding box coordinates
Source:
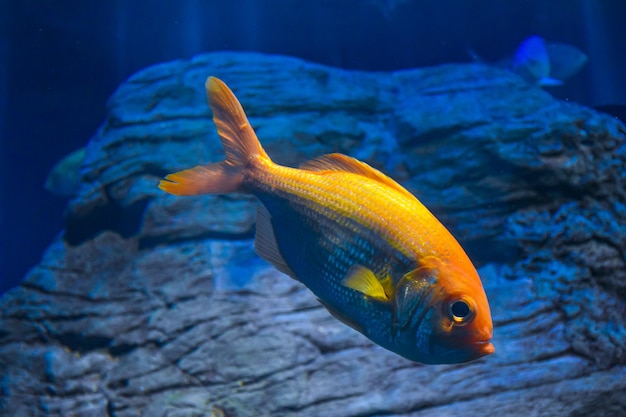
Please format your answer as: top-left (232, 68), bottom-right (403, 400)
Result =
top-left (452, 301), bottom-right (470, 318)
top-left (447, 298), bottom-right (474, 325)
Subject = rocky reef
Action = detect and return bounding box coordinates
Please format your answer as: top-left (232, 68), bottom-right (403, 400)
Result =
top-left (1, 52), bottom-right (625, 417)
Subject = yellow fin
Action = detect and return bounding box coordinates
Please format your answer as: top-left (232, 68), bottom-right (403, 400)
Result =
top-left (205, 77), bottom-right (270, 164)
top-left (299, 153), bottom-right (414, 199)
top-left (158, 162), bottom-right (242, 196)
top-left (342, 265), bottom-right (390, 302)
top-left (254, 204), bottom-right (298, 280)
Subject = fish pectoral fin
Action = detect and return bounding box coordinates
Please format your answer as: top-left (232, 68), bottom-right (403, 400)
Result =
top-left (317, 298), bottom-right (364, 334)
top-left (254, 204), bottom-right (299, 280)
top-left (342, 265), bottom-right (390, 303)
top-left (299, 153), bottom-right (415, 200)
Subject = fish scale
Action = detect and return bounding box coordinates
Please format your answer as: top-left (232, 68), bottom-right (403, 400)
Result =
top-left (250, 166), bottom-right (425, 341)
top-left (252, 162), bottom-right (442, 261)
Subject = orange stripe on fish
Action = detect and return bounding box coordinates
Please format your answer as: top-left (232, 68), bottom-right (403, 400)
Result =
top-left (159, 77), bottom-right (494, 364)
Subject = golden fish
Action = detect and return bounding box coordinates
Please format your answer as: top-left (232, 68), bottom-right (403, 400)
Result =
top-left (159, 77), bottom-right (494, 364)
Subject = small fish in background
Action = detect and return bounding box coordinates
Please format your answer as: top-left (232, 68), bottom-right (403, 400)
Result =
top-left (159, 77), bottom-right (494, 364)
top-left (44, 147), bottom-right (86, 197)
top-left (511, 35), bottom-right (588, 87)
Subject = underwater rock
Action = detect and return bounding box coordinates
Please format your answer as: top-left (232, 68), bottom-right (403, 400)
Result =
top-left (1, 52), bottom-right (625, 417)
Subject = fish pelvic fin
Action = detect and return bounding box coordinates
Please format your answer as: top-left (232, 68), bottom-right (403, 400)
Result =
top-left (317, 298), bottom-right (365, 334)
top-left (158, 76), bottom-right (271, 196)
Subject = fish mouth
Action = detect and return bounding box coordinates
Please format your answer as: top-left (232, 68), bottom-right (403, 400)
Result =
top-left (474, 340), bottom-right (495, 356)
top-left (429, 339), bottom-right (494, 364)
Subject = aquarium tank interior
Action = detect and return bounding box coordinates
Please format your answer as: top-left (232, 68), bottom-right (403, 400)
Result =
top-left (1, 1), bottom-right (626, 416)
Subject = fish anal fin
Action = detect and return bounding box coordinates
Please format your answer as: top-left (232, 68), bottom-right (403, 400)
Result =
top-left (318, 298), bottom-right (364, 334)
top-left (342, 265), bottom-right (391, 303)
top-left (254, 204), bottom-right (298, 280)
top-left (300, 153), bottom-right (414, 199)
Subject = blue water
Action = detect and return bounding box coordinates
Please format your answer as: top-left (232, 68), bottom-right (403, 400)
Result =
top-left (1, 0), bottom-right (625, 294)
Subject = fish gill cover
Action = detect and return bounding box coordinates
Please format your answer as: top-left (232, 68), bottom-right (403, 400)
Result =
top-left (1, 52), bottom-right (626, 416)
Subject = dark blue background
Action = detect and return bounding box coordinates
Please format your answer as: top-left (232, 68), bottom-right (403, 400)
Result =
top-left (1, 0), bottom-right (625, 294)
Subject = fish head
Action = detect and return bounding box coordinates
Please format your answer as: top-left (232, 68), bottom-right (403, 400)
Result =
top-left (512, 35), bottom-right (551, 84)
top-left (392, 257), bottom-right (493, 364)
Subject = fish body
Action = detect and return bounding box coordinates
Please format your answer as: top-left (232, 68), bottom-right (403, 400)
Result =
top-left (511, 35), bottom-right (587, 87)
top-left (159, 77), bottom-right (494, 364)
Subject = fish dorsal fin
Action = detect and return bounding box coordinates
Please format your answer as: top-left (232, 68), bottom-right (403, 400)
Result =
top-left (254, 204), bottom-right (298, 280)
top-left (342, 265), bottom-right (392, 303)
top-left (300, 153), bottom-right (414, 199)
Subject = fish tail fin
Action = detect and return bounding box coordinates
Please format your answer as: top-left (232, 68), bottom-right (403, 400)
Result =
top-left (158, 76), bottom-right (271, 196)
